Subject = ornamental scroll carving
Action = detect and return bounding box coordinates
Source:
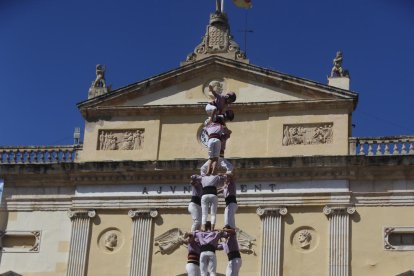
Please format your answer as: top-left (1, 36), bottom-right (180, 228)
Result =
top-left (98, 129), bottom-right (144, 151)
top-left (153, 228), bottom-right (256, 255)
top-left (282, 123), bottom-right (333, 146)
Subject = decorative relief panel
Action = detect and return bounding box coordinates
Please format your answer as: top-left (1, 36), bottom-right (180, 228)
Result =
top-left (153, 228), bottom-right (256, 255)
top-left (97, 129), bottom-right (144, 151)
top-left (0, 230), bottom-right (41, 253)
top-left (282, 123), bottom-right (333, 146)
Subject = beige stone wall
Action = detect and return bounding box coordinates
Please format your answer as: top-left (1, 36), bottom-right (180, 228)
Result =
top-left (352, 206), bottom-right (414, 276)
top-left (283, 207), bottom-right (328, 276)
top-left (151, 207), bottom-right (261, 276)
top-left (78, 115), bottom-right (161, 162)
top-left (78, 110), bottom-right (349, 161)
top-left (78, 74), bottom-right (351, 161)
top-left (0, 211), bottom-right (71, 276)
top-left (86, 211), bottom-right (132, 276)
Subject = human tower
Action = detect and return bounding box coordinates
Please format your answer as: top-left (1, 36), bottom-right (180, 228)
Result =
top-left (185, 83), bottom-right (242, 276)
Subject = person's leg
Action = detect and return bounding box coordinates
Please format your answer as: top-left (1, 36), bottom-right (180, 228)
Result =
top-left (188, 202), bottom-right (201, 231)
top-left (186, 263), bottom-right (201, 276)
top-left (233, 258), bottom-right (242, 276)
top-left (201, 196), bottom-right (209, 230)
top-left (199, 252), bottom-right (208, 276)
top-left (226, 203), bottom-right (238, 228)
top-left (207, 252), bottom-right (217, 276)
top-left (219, 157), bottom-right (234, 174)
top-left (210, 195), bottom-right (218, 230)
top-left (210, 157), bottom-right (218, 175)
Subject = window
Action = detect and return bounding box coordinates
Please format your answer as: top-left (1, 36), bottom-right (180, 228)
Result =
top-left (384, 227), bottom-right (414, 251)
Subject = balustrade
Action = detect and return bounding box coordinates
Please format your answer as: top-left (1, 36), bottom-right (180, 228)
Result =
top-left (0, 145), bottom-right (82, 164)
top-left (349, 136), bottom-right (414, 156)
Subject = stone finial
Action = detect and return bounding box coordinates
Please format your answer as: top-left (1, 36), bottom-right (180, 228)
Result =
top-left (181, 8), bottom-right (248, 65)
top-left (328, 51), bottom-right (350, 90)
top-left (330, 51), bottom-right (349, 78)
top-left (93, 64), bottom-right (106, 88)
top-left (88, 64), bottom-right (111, 99)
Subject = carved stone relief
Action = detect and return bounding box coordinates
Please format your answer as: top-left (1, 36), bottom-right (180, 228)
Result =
top-left (153, 228), bottom-right (256, 255)
top-left (203, 79), bottom-right (225, 99)
top-left (97, 129), bottom-right (144, 151)
top-left (282, 123), bottom-right (333, 146)
top-left (290, 227), bottom-right (318, 252)
top-left (98, 228), bottom-right (123, 253)
top-left (0, 230), bottom-right (41, 253)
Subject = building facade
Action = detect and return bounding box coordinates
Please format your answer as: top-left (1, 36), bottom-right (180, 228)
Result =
top-left (1, 8), bottom-right (414, 276)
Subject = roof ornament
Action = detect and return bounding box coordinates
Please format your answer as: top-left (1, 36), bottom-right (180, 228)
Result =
top-left (330, 51), bottom-right (349, 78)
top-left (88, 64), bottom-right (111, 99)
top-left (181, 1), bottom-right (248, 65)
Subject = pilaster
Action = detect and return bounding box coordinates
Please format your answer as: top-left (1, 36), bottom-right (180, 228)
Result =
top-left (323, 205), bottom-right (355, 276)
top-left (66, 209), bottom-right (96, 276)
top-left (128, 209), bottom-right (159, 276)
top-left (256, 207), bottom-right (288, 276)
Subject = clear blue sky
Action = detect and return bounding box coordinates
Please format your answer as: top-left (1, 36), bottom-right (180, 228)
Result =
top-left (1, 0), bottom-right (413, 146)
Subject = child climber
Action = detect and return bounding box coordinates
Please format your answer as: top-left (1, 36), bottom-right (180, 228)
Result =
top-left (205, 84), bottom-right (236, 123)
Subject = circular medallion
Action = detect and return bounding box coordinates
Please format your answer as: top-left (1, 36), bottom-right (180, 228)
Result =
top-left (202, 79), bottom-right (225, 99)
top-left (197, 125), bottom-right (208, 148)
top-left (290, 226), bottom-right (319, 253)
top-left (97, 228), bottom-right (124, 253)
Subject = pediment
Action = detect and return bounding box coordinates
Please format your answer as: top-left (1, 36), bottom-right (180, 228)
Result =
top-left (78, 56), bottom-right (357, 114)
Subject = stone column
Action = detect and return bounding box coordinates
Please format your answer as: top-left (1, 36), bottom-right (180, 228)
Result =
top-left (128, 209), bottom-right (159, 276)
top-left (323, 205), bottom-right (355, 276)
top-left (256, 207), bottom-right (288, 276)
top-left (66, 209), bottom-right (96, 276)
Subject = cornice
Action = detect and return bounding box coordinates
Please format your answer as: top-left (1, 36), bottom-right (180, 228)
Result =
top-left (77, 56), bottom-right (358, 113)
top-left (81, 99), bottom-right (355, 120)
top-left (1, 155), bottom-right (414, 186)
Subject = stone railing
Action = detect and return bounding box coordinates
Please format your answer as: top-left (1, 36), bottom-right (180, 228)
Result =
top-left (0, 145), bottom-right (82, 164)
top-left (349, 136), bottom-right (414, 156)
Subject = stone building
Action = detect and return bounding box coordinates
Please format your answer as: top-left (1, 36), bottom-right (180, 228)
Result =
top-left (1, 7), bottom-right (414, 276)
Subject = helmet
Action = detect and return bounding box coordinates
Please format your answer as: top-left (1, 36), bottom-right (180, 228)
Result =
top-left (226, 92), bottom-right (237, 103)
top-left (225, 110), bottom-right (234, 121)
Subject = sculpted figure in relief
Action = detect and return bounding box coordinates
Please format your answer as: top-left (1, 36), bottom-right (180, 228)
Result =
top-left (154, 228), bottom-right (187, 255)
top-left (93, 64), bottom-right (106, 88)
top-left (298, 230), bottom-right (312, 249)
top-left (104, 232), bottom-right (118, 250)
top-left (99, 129), bottom-right (144, 151)
top-left (283, 124), bottom-right (333, 146)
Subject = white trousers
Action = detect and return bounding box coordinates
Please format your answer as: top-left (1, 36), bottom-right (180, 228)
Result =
top-left (224, 202), bottom-right (238, 228)
top-left (186, 263), bottom-right (201, 276)
top-left (200, 251), bottom-right (217, 276)
top-left (207, 138), bottom-right (221, 158)
top-left (226, 258), bottom-right (242, 276)
top-left (188, 202), bottom-right (202, 231)
top-left (201, 194), bottom-right (218, 225)
top-left (200, 157), bottom-right (234, 175)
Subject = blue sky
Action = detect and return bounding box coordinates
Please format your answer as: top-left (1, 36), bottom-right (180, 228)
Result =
top-left (1, 0), bottom-right (413, 145)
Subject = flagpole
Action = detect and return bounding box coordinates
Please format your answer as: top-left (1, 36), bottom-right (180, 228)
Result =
top-left (221, 0), bottom-right (224, 12)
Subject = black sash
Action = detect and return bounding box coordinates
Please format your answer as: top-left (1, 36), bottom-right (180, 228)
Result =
top-left (190, 196), bottom-right (201, 206)
top-left (225, 195), bottom-right (237, 206)
top-left (202, 186), bottom-right (217, 195)
top-left (227, 251), bottom-right (241, 261)
top-left (201, 244), bottom-right (216, 253)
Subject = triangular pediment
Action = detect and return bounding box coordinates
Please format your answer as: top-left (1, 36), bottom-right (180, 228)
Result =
top-left (78, 56), bottom-right (357, 115)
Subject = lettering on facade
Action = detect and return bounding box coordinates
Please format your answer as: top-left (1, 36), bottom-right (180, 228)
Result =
top-left (282, 123), bottom-right (333, 146)
top-left (97, 129), bottom-right (144, 151)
